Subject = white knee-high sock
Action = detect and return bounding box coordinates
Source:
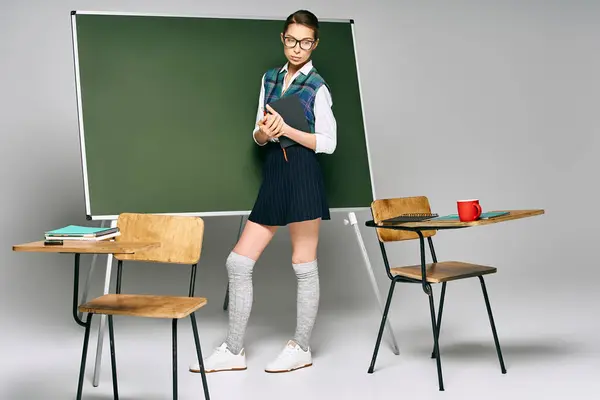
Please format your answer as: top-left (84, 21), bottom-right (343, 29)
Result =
top-left (292, 259), bottom-right (320, 351)
top-left (224, 251), bottom-right (256, 355)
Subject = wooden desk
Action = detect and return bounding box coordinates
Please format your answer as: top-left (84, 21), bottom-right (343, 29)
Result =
top-left (366, 209), bottom-right (545, 231)
top-left (362, 207), bottom-right (545, 391)
top-left (12, 240), bottom-right (159, 326)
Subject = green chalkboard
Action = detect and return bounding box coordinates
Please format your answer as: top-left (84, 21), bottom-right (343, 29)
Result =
top-left (71, 11), bottom-right (374, 219)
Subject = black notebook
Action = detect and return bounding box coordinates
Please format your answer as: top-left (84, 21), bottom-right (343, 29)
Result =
top-left (266, 94), bottom-right (309, 148)
top-left (381, 213), bottom-right (439, 224)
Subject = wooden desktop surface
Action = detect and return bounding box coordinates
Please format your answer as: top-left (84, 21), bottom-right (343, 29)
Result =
top-left (369, 209), bottom-right (545, 229)
top-left (12, 240), bottom-right (159, 254)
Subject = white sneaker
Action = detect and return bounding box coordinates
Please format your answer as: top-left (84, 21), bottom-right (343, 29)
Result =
top-left (265, 340), bottom-right (313, 373)
top-left (189, 342), bottom-right (247, 373)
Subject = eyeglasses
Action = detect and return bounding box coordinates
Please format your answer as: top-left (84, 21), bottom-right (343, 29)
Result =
top-left (283, 36), bottom-right (315, 51)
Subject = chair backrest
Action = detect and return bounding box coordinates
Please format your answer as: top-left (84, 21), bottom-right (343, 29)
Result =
top-left (114, 213), bottom-right (204, 264)
top-left (371, 196), bottom-right (437, 242)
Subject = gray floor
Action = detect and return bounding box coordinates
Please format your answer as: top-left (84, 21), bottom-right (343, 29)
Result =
top-left (1, 276), bottom-right (596, 400)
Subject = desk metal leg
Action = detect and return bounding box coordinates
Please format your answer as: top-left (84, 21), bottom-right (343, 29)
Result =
top-left (78, 220), bottom-right (105, 321)
top-left (92, 220), bottom-right (117, 387)
top-left (345, 212), bottom-right (400, 355)
top-left (223, 215), bottom-right (246, 311)
top-left (72, 253), bottom-right (86, 327)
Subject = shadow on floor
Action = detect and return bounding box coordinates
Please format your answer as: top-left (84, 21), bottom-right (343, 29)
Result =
top-left (435, 339), bottom-right (582, 362)
top-left (2, 373), bottom-right (182, 400)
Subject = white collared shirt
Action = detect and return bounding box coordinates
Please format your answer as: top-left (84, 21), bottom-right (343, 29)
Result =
top-left (252, 60), bottom-right (337, 154)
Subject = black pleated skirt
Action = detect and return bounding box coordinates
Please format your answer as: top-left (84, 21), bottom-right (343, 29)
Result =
top-left (248, 143), bottom-right (330, 226)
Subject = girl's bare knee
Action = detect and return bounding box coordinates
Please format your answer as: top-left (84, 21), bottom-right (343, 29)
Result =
top-left (232, 220), bottom-right (277, 261)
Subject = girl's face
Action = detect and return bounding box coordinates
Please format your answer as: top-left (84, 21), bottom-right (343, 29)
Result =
top-left (281, 23), bottom-right (319, 68)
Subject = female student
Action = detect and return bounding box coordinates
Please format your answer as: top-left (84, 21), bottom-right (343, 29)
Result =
top-left (190, 9), bottom-right (337, 374)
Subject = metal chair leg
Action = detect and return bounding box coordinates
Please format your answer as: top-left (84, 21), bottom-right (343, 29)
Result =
top-left (479, 276), bottom-right (507, 374)
top-left (190, 313), bottom-right (211, 400)
top-left (368, 280), bottom-right (397, 373)
top-left (427, 284), bottom-right (445, 391)
top-left (172, 319), bottom-right (178, 399)
top-left (108, 315), bottom-right (119, 399)
top-left (76, 313), bottom-right (94, 400)
top-left (431, 282), bottom-right (447, 358)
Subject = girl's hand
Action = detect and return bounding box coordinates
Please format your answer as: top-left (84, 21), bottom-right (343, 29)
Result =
top-left (262, 105), bottom-right (287, 138)
top-left (257, 118), bottom-right (277, 138)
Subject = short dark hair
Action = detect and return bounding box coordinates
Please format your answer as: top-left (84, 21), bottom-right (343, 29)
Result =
top-left (283, 10), bottom-right (320, 40)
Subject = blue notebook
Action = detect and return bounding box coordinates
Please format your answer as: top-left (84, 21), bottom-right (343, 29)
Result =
top-left (45, 225), bottom-right (117, 237)
top-left (431, 211), bottom-right (509, 221)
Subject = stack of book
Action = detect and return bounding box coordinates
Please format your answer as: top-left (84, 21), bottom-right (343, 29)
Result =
top-left (45, 225), bottom-right (120, 241)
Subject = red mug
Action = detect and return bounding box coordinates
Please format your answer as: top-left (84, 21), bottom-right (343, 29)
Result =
top-left (457, 199), bottom-right (482, 222)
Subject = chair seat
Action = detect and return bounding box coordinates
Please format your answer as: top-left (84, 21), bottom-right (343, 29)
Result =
top-left (79, 294), bottom-right (207, 319)
top-left (391, 261), bottom-right (496, 283)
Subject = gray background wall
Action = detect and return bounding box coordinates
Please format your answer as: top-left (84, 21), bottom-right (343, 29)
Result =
top-left (1, 0), bottom-right (598, 399)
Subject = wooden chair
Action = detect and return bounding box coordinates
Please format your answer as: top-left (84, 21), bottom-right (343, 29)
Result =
top-left (75, 213), bottom-right (210, 400)
top-left (368, 196), bottom-right (506, 391)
